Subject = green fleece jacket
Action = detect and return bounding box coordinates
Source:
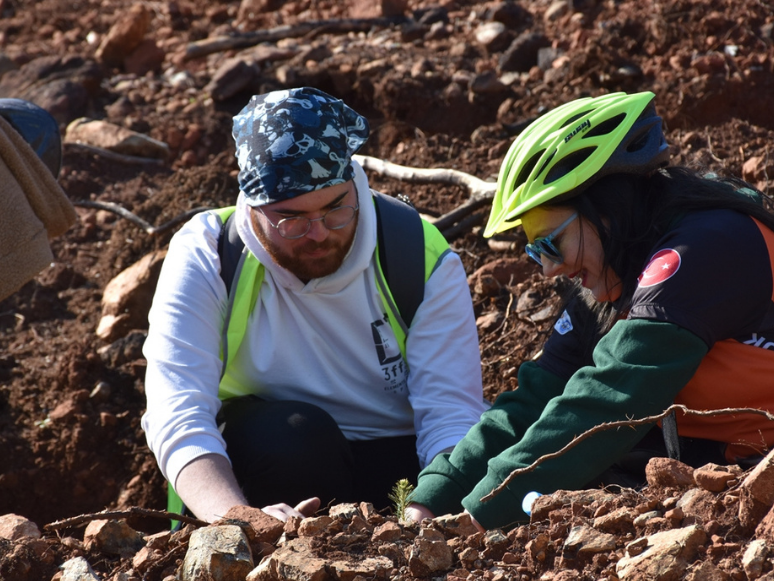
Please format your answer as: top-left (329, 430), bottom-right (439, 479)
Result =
top-left (410, 318), bottom-right (708, 530)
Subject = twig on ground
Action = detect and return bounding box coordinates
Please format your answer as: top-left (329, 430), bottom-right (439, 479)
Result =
top-left (355, 154), bottom-right (496, 200)
top-left (705, 132), bottom-right (724, 164)
top-left (73, 200), bottom-right (210, 235)
top-left (184, 17), bottom-right (406, 60)
top-left (64, 142), bottom-right (167, 166)
top-left (71, 156), bottom-right (495, 238)
top-left (440, 210), bottom-right (487, 239)
top-left (44, 507), bottom-right (208, 531)
top-left (480, 404), bottom-right (774, 502)
top-left (354, 154), bottom-right (496, 237)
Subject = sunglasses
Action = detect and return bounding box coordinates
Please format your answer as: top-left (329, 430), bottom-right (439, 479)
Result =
top-left (525, 212), bottom-right (578, 266)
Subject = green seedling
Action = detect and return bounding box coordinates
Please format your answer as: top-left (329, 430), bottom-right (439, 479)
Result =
top-left (388, 478), bottom-right (415, 522)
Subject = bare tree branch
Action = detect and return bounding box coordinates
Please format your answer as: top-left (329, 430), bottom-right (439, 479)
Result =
top-left (71, 156), bottom-right (495, 239)
top-left (480, 404), bottom-right (774, 502)
top-left (74, 200), bottom-right (209, 235)
top-left (64, 142), bottom-right (167, 166)
top-left (44, 507), bottom-right (208, 531)
top-left (185, 17), bottom-right (407, 60)
top-left (354, 154), bottom-right (496, 237)
top-left (354, 154), bottom-right (496, 200)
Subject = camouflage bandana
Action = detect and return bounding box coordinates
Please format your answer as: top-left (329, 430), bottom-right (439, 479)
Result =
top-left (232, 87), bottom-right (370, 207)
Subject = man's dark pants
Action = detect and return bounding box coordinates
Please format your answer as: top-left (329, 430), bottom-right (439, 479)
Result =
top-left (218, 395), bottom-right (421, 510)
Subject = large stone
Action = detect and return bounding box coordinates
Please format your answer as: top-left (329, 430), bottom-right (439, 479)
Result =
top-left (349, 0), bottom-right (408, 18)
top-left (563, 525), bottom-right (617, 555)
top-left (742, 539), bottom-right (769, 581)
top-left (124, 38), bottom-right (166, 76)
top-left (408, 528), bottom-right (453, 576)
top-left (694, 463), bottom-right (740, 492)
top-left (65, 118), bottom-right (169, 159)
top-left (616, 525), bottom-right (707, 580)
top-left (498, 32), bottom-right (551, 73)
top-left (593, 507), bottom-right (637, 534)
top-left (676, 488), bottom-right (717, 521)
top-left (96, 250), bottom-right (167, 342)
top-left (181, 525), bottom-right (254, 581)
top-left (645, 457), bottom-right (695, 488)
top-left (684, 559), bottom-right (730, 580)
top-left (83, 519), bottom-right (145, 557)
top-left (59, 556), bottom-right (101, 581)
top-left (205, 58), bottom-right (259, 102)
top-left (95, 4), bottom-right (152, 66)
top-left (0, 513), bottom-right (41, 540)
top-left (329, 556), bottom-right (394, 581)
top-left (263, 537), bottom-right (331, 581)
top-left (742, 448), bottom-right (774, 506)
top-left (433, 512), bottom-right (481, 538)
top-left (468, 256), bottom-right (535, 293)
top-left (219, 505), bottom-right (284, 544)
top-left (371, 521), bottom-right (402, 542)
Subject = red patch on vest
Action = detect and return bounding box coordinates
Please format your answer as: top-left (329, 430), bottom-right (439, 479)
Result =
top-left (638, 249), bottom-right (681, 287)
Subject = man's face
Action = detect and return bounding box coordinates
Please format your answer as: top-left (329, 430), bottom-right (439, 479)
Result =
top-left (250, 180), bottom-right (359, 282)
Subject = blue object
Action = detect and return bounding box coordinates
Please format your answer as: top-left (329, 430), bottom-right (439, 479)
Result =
top-left (0, 98), bottom-right (62, 178)
top-left (522, 491), bottom-right (542, 516)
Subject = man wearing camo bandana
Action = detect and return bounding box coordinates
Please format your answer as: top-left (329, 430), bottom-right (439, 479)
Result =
top-left (141, 87), bottom-right (488, 524)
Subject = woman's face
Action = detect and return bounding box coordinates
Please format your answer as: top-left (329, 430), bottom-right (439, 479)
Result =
top-left (520, 206), bottom-right (622, 302)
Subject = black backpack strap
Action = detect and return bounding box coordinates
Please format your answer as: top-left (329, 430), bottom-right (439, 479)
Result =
top-left (217, 211), bottom-right (245, 296)
top-left (373, 191), bottom-right (425, 327)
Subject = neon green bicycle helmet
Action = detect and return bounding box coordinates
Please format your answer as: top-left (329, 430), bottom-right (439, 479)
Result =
top-left (485, 91), bottom-right (670, 237)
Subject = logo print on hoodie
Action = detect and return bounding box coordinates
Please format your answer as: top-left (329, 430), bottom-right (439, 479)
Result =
top-left (371, 314), bottom-right (407, 392)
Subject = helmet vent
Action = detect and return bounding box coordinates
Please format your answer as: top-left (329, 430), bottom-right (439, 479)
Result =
top-left (626, 130), bottom-right (651, 152)
top-left (582, 113), bottom-right (626, 138)
top-left (516, 150), bottom-right (547, 188)
top-left (560, 109), bottom-right (595, 129)
top-left (545, 147), bottom-right (594, 184)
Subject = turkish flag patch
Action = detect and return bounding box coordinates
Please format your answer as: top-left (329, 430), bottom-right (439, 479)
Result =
top-left (638, 249), bottom-right (681, 287)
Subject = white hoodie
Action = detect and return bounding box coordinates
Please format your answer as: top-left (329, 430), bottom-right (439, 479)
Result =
top-left (141, 161), bottom-right (488, 488)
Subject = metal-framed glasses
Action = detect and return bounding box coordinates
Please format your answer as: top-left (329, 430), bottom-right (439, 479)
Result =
top-left (259, 200), bottom-right (360, 240)
top-left (525, 212), bottom-right (578, 266)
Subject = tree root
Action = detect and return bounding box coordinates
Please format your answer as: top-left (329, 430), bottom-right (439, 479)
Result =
top-left (44, 507), bottom-right (208, 531)
top-left (481, 404), bottom-right (774, 502)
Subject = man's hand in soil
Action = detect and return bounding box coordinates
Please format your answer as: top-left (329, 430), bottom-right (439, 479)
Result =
top-left (261, 497), bottom-right (320, 522)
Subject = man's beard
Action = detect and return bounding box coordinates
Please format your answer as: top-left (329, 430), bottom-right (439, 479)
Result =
top-left (253, 214), bottom-right (358, 282)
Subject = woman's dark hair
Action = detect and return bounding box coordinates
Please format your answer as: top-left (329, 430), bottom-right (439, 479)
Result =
top-left (556, 167), bottom-right (772, 341)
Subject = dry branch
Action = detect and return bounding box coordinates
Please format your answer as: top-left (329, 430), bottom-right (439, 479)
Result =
top-left (354, 154), bottom-right (496, 199)
top-left (71, 156), bottom-right (493, 239)
top-left (185, 17), bottom-right (407, 60)
top-left (354, 154), bottom-right (496, 235)
top-left (480, 404), bottom-right (774, 502)
top-left (74, 200), bottom-right (209, 235)
top-left (64, 142), bottom-right (167, 166)
top-left (44, 507), bottom-right (208, 531)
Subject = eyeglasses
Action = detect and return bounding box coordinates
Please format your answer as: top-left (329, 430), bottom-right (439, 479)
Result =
top-left (525, 212), bottom-right (578, 266)
top-left (259, 200), bottom-right (359, 239)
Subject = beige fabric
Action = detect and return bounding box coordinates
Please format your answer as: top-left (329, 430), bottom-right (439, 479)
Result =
top-left (0, 114), bottom-right (76, 300)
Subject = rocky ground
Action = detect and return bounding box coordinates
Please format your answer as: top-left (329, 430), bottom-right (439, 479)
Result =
top-left (0, 0), bottom-right (773, 579)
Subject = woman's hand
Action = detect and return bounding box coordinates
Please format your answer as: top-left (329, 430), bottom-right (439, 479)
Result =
top-left (405, 504), bottom-right (486, 532)
top-left (261, 497), bottom-right (320, 522)
top-left (464, 509), bottom-right (485, 533)
top-left (404, 503), bottom-right (436, 523)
